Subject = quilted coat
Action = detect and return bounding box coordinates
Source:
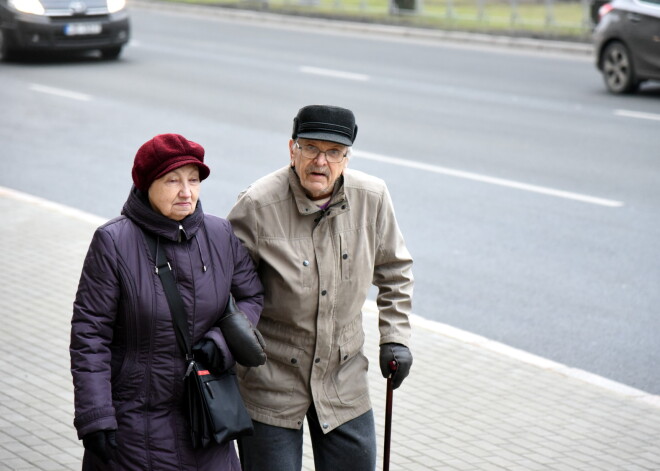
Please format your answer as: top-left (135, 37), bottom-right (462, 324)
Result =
top-left (70, 187), bottom-right (263, 470)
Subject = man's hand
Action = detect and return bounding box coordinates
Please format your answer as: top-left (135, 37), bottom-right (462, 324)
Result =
top-left (82, 429), bottom-right (117, 463)
top-left (218, 294), bottom-right (266, 367)
top-left (379, 343), bottom-right (412, 389)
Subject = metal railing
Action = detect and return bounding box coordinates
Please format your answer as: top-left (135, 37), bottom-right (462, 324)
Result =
top-left (191, 0), bottom-right (598, 39)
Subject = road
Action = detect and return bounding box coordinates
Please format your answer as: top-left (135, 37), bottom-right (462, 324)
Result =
top-left (1, 3), bottom-right (659, 394)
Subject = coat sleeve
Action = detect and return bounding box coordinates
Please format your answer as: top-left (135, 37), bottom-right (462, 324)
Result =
top-left (70, 227), bottom-right (119, 439)
top-left (227, 191), bottom-right (260, 266)
top-left (228, 227), bottom-right (264, 327)
top-left (373, 184), bottom-right (414, 347)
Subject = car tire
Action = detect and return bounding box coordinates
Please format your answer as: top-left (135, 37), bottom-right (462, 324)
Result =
top-left (601, 41), bottom-right (638, 94)
top-left (101, 46), bottom-right (122, 60)
top-left (0, 28), bottom-right (18, 62)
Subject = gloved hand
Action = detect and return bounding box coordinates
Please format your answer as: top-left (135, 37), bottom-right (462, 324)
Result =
top-left (217, 294), bottom-right (266, 367)
top-left (379, 343), bottom-right (412, 390)
top-left (193, 338), bottom-right (225, 371)
top-left (82, 429), bottom-right (117, 463)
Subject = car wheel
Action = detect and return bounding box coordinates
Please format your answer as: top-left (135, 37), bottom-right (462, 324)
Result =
top-left (0, 29), bottom-right (18, 61)
top-left (101, 46), bottom-right (123, 60)
top-left (601, 41), bottom-right (638, 94)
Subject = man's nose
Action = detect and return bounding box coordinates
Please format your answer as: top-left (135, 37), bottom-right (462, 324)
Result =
top-left (313, 152), bottom-right (330, 164)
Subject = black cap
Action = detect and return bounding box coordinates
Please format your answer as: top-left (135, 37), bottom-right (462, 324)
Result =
top-left (292, 105), bottom-right (358, 146)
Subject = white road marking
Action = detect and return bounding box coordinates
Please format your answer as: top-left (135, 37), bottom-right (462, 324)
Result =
top-left (353, 150), bottom-right (624, 207)
top-left (615, 109), bottom-right (660, 122)
top-left (300, 66), bottom-right (370, 81)
top-left (29, 84), bottom-right (92, 102)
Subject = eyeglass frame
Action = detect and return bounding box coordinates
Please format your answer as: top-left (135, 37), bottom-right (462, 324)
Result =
top-left (294, 140), bottom-right (349, 163)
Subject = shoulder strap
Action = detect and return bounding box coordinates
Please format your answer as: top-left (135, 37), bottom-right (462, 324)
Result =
top-left (142, 231), bottom-right (193, 359)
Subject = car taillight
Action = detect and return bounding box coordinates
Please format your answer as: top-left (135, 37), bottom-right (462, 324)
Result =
top-left (598, 2), bottom-right (614, 21)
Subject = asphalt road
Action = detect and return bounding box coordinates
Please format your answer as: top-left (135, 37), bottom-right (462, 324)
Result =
top-left (1, 4), bottom-right (659, 394)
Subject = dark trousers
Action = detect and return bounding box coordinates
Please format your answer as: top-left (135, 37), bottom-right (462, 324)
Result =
top-left (238, 405), bottom-right (376, 471)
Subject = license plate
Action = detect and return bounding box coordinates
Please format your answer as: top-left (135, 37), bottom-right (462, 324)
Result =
top-left (64, 23), bottom-right (102, 36)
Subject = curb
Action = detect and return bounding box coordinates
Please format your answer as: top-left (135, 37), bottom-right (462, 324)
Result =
top-left (128, 0), bottom-right (594, 56)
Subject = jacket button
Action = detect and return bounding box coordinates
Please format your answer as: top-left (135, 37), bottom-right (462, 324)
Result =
top-left (342, 253), bottom-right (348, 260)
top-left (322, 423), bottom-right (329, 429)
top-left (341, 205), bottom-right (346, 209)
top-left (314, 358), bottom-right (320, 364)
top-left (321, 290), bottom-right (327, 296)
top-left (303, 260), bottom-right (310, 266)
top-left (291, 358), bottom-right (297, 364)
top-left (343, 354), bottom-right (348, 361)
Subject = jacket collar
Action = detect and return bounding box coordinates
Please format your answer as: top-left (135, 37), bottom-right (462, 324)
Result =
top-left (121, 185), bottom-right (204, 242)
top-left (288, 167), bottom-right (350, 217)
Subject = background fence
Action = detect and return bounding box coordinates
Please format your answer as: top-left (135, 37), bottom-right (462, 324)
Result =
top-left (183, 0), bottom-right (601, 39)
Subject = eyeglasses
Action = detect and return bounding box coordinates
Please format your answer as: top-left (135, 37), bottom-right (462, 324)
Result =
top-left (295, 141), bottom-right (347, 163)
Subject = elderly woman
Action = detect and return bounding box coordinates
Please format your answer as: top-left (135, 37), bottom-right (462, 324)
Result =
top-left (70, 133), bottom-right (264, 470)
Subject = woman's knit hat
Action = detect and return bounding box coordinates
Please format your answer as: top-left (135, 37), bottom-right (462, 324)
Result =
top-left (132, 133), bottom-right (210, 192)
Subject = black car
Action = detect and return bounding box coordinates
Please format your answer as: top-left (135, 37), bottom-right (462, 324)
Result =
top-left (594, 0), bottom-right (660, 93)
top-left (0, 0), bottom-right (129, 60)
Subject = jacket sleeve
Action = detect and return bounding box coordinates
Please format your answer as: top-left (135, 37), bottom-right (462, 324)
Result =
top-left (228, 226), bottom-right (264, 327)
top-left (70, 227), bottom-right (119, 439)
top-left (227, 191), bottom-right (260, 266)
top-left (373, 184), bottom-right (414, 347)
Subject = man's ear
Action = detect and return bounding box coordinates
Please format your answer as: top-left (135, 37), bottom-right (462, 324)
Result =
top-left (288, 139), bottom-right (295, 164)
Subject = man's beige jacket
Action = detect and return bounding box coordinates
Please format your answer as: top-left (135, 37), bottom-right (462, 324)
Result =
top-left (227, 166), bottom-right (413, 433)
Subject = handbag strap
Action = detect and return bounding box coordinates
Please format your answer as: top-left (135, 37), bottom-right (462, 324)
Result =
top-left (143, 230), bottom-right (193, 360)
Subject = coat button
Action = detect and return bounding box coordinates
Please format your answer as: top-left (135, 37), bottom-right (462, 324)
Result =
top-left (322, 423), bottom-right (329, 429)
top-left (341, 205), bottom-right (346, 209)
top-left (342, 253), bottom-right (348, 260)
top-left (343, 354), bottom-right (348, 361)
top-left (303, 260), bottom-right (310, 266)
top-left (291, 358), bottom-right (297, 364)
top-left (321, 290), bottom-right (327, 296)
top-left (315, 358), bottom-right (320, 364)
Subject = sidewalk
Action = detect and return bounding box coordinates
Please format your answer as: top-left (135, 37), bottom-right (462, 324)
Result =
top-left (1, 186), bottom-right (659, 471)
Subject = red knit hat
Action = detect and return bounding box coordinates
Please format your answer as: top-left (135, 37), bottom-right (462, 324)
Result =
top-left (132, 134), bottom-right (210, 192)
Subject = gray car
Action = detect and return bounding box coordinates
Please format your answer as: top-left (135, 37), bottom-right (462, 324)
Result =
top-left (0, 0), bottom-right (129, 60)
top-left (593, 0), bottom-right (660, 93)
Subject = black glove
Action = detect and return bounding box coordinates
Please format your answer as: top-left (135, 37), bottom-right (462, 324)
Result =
top-left (192, 338), bottom-right (225, 371)
top-left (379, 343), bottom-right (412, 390)
top-left (217, 294), bottom-right (266, 367)
top-left (82, 429), bottom-right (117, 463)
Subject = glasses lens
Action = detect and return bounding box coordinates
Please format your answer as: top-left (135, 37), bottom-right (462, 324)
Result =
top-left (325, 150), bottom-right (343, 162)
top-left (298, 143), bottom-right (345, 162)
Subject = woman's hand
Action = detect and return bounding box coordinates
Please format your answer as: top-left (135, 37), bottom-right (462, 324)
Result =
top-left (82, 429), bottom-right (117, 463)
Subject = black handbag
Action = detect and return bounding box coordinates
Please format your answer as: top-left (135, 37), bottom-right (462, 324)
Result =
top-left (143, 231), bottom-right (254, 449)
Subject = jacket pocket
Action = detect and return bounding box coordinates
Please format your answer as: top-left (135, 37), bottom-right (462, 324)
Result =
top-left (333, 329), bottom-right (369, 405)
top-left (239, 339), bottom-right (305, 413)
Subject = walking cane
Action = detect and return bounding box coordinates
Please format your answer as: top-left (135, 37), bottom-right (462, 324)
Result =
top-left (383, 360), bottom-right (398, 471)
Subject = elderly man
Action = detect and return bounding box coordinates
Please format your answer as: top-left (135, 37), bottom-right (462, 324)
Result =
top-left (227, 105), bottom-right (413, 471)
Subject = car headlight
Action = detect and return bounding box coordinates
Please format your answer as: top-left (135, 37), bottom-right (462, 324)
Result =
top-left (106, 0), bottom-right (126, 13)
top-left (9, 0), bottom-right (45, 15)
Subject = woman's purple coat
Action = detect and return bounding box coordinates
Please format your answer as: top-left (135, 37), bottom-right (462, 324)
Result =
top-left (70, 188), bottom-right (263, 470)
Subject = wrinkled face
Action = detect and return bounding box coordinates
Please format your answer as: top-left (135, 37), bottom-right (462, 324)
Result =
top-left (289, 138), bottom-right (348, 200)
top-left (148, 164), bottom-right (200, 221)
